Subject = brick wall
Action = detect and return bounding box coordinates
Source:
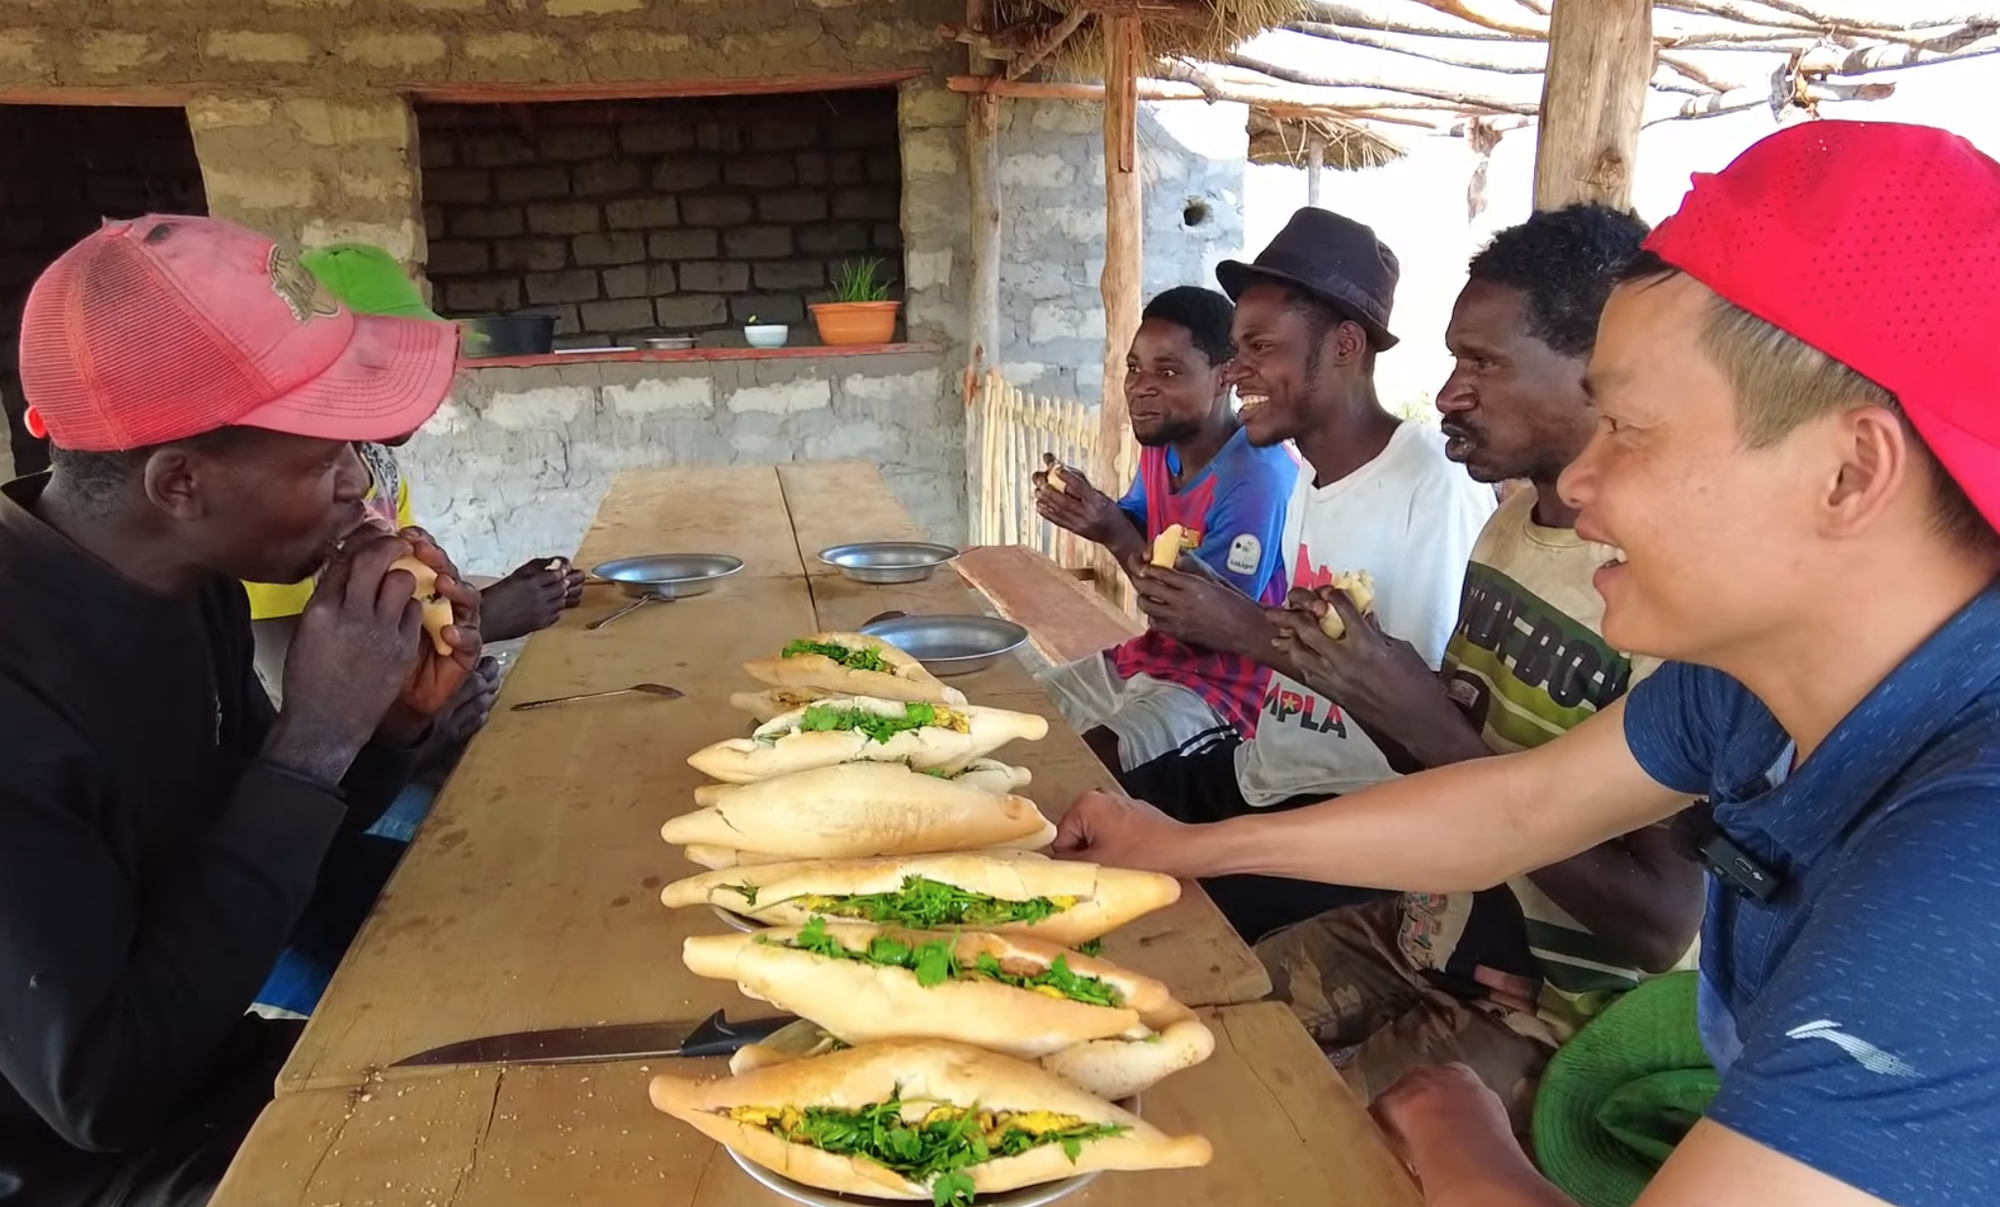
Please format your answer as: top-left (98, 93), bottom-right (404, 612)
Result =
top-left (417, 92), bottom-right (903, 346)
top-left (0, 105), bottom-right (206, 477)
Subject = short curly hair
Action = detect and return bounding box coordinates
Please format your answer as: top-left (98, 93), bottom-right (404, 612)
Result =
top-left (1467, 204), bottom-right (1651, 358)
top-left (1141, 285), bottom-right (1236, 366)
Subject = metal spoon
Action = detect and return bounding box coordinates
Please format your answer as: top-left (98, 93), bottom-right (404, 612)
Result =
top-left (510, 683), bottom-right (685, 712)
top-left (587, 594), bottom-right (655, 631)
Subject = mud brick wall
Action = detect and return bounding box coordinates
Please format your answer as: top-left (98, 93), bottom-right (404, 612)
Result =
top-left (417, 92), bottom-right (904, 346)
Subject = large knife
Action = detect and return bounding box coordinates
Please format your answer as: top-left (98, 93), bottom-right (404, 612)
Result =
top-left (390, 1011), bottom-right (798, 1069)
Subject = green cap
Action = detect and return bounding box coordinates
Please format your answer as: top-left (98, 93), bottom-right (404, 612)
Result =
top-left (299, 243), bottom-right (440, 320)
top-left (1532, 970), bottom-right (1719, 1207)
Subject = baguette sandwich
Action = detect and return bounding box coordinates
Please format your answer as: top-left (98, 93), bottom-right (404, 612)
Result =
top-left (661, 762), bottom-right (1055, 863)
top-left (681, 920), bottom-right (1191, 1059)
top-left (692, 758), bottom-right (1030, 807)
top-left (688, 696), bottom-right (1047, 784)
top-left (729, 687), bottom-right (832, 725)
top-left (661, 852), bottom-right (1177, 945)
top-left (650, 1039), bottom-right (1211, 1203)
top-left (389, 555), bottom-right (454, 657)
top-left (745, 632), bottom-right (966, 707)
top-left (728, 1016), bottom-right (1216, 1103)
top-left (1315, 570), bottom-right (1376, 640)
top-left (1148, 524), bottom-right (1199, 569)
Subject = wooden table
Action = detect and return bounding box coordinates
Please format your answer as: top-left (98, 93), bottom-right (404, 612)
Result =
top-left (217, 463), bottom-right (1416, 1207)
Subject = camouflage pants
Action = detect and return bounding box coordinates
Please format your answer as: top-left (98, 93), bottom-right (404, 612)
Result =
top-left (1255, 896), bottom-right (1552, 1134)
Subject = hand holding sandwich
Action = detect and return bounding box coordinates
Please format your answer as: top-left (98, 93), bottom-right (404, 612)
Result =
top-left (269, 527), bottom-right (481, 781)
top-left (1033, 454), bottom-right (1145, 565)
top-left (1125, 552), bottom-right (1273, 659)
top-left (1267, 587), bottom-right (1487, 771)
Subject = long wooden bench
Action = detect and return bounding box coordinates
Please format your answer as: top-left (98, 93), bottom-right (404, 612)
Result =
top-left (955, 544), bottom-right (1141, 667)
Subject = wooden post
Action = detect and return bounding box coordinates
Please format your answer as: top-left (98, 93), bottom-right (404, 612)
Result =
top-left (1097, 15), bottom-right (1143, 499)
top-left (1533, 0), bottom-right (1652, 210)
top-left (965, 0), bottom-right (1002, 545)
top-left (1305, 133), bottom-right (1325, 206)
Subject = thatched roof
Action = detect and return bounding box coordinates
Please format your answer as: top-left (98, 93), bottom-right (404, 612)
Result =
top-left (1246, 109), bottom-right (1404, 169)
top-left (954, 0), bottom-right (1997, 146)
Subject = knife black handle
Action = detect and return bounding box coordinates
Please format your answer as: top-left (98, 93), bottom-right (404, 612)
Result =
top-left (679, 1011), bottom-right (801, 1058)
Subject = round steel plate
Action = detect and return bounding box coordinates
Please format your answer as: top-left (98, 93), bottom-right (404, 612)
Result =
top-left (818, 542), bottom-right (961, 585)
top-left (589, 553), bottom-right (744, 600)
top-left (858, 614), bottom-right (1028, 677)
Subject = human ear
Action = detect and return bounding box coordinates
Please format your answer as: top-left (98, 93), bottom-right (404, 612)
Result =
top-left (141, 448), bottom-right (207, 521)
top-left (1332, 321), bottom-right (1368, 368)
top-left (1821, 405), bottom-right (1910, 539)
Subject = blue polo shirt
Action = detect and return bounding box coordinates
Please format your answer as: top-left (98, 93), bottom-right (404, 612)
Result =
top-left (1624, 582), bottom-right (2000, 1206)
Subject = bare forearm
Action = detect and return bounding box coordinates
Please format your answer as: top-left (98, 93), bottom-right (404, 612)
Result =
top-left (1525, 824), bottom-right (1703, 974)
top-left (1102, 520), bottom-right (1147, 569)
top-left (1185, 705), bottom-right (1686, 892)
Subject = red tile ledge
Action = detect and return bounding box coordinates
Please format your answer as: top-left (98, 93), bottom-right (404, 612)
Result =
top-left (462, 342), bottom-right (941, 369)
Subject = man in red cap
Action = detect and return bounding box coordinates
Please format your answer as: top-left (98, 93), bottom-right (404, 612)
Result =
top-left (1056, 120), bottom-right (2000, 1207)
top-left (0, 215), bottom-right (478, 1206)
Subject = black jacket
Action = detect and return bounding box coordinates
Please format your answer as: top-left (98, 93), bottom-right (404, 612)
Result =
top-left (0, 476), bottom-right (414, 1200)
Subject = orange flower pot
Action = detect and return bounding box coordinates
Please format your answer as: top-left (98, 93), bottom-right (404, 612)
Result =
top-left (809, 300), bottom-right (900, 346)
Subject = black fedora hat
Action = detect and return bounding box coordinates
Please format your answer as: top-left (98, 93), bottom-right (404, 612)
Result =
top-left (1216, 208), bottom-right (1401, 350)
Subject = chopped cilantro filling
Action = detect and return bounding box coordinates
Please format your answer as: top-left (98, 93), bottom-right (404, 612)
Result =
top-left (799, 701), bottom-right (956, 743)
top-left (777, 875), bottom-right (1069, 929)
top-left (762, 918), bottom-right (1122, 1006)
top-left (782, 639), bottom-right (891, 674)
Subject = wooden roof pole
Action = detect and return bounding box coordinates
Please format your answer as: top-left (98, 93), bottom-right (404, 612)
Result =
top-left (1306, 133), bottom-right (1326, 206)
top-left (1533, 0), bottom-right (1653, 209)
top-left (964, 0), bottom-right (1002, 545)
top-left (1097, 15), bottom-right (1144, 504)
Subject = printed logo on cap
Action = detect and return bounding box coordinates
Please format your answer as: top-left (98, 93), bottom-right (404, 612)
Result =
top-left (268, 246), bottom-right (340, 324)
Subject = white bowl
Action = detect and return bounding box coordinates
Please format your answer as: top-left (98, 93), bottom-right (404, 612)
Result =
top-left (744, 324), bottom-right (789, 349)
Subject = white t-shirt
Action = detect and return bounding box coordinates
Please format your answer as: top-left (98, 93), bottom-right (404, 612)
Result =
top-left (1235, 423), bottom-right (1497, 806)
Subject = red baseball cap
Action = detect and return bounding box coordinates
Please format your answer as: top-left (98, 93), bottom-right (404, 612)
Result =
top-left (1645, 121), bottom-right (2000, 529)
top-left (19, 215), bottom-right (458, 452)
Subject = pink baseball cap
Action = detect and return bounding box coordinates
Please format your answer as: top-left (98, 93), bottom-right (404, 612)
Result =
top-left (19, 215), bottom-right (459, 452)
top-left (1645, 121), bottom-right (2000, 529)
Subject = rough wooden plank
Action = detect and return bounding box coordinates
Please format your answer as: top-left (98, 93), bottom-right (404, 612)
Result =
top-left (573, 466), bottom-right (805, 578)
top-left (214, 1004), bottom-right (1418, 1207)
top-left (956, 545), bottom-right (1141, 666)
top-left (278, 575), bottom-right (820, 1094)
top-left (1533, 0), bottom-right (1653, 209)
top-left (774, 461), bottom-right (925, 576)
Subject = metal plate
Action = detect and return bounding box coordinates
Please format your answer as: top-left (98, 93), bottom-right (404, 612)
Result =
top-left (726, 1131), bottom-right (1117, 1207)
top-left (859, 614), bottom-right (1028, 677)
top-left (818, 542), bottom-right (961, 585)
top-left (712, 905), bottom-right (766, 933)
top-left (589, 554), bottom-right (744, 600)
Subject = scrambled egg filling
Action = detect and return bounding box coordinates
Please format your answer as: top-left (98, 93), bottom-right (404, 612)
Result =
top-left (727, 1105), bottom-right (804, 1130)
top-left (932, 707), bottom-right (971, 733)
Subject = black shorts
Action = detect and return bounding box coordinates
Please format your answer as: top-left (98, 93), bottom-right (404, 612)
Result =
top-left (1117, 737), bottom-right (1385, 943)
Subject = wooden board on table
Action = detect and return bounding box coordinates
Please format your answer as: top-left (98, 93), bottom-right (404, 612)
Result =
top-left (277, 575), bottom-right (820, 1095)
top-left (574, 465), bottom-right (806, 579)
top-left (776, 461), bottom-right (927, 575)
top-left (956, 545), bottom-right (1140, 667)
top-left (803, 572), bottom-right (1272, 1010)
top-left (212, 1003), bottom-right (1418, 1207)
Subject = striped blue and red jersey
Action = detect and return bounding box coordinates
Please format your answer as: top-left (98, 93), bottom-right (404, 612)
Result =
top-left (1103, 429), bottom-right (1294, 734)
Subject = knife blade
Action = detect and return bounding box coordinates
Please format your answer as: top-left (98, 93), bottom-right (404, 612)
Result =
top-left (390, 1010), bottom-right (798, 1069)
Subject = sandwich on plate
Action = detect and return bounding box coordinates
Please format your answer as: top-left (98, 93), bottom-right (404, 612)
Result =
top-left (744, 632), bottom-right (966, 706)
top-left (691, 759), bottom-right (1029, 807)
top-left (660, 851), bottom-right (1177, 945)
top-left (687, 696), bottom-right (1048, 784)
top-left (681, 920), bottom-right (1198, 1061)
top-left (660, 762), bottom-right (1054, 869)
top-left (650, 1038), bottom-right (1212, 1203)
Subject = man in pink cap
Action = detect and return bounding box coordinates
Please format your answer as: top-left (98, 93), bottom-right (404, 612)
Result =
top-left (0, 215), bottom-right (477, 1206)
top-left (1056, 121), bottom-right (2000, 1207)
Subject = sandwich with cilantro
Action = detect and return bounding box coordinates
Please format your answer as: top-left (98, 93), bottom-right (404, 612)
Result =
top-left (649, 1039), bottom-right (1212, 1203)
top-left (662, 762), bottom-right (1056, 869)
top-left (687, 695), bottom-right (1048, 784)
top-left (744, 631), bottom-right (967, 707)
top-left (680, 919), bottom-right (1199, 1061)
top-left (660, 852), bottom-right (1178, 945)
top-left (692, 758), bottom-right (1030, 807)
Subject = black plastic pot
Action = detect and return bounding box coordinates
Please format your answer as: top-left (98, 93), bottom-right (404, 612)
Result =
top-left (460, 314), bottom-right (556, 358)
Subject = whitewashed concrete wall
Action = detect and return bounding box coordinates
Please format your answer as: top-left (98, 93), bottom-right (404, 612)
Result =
top-left (996, 99), bottom-right (1247, 404)
top-left (398, 351), bottom-right (949, 574)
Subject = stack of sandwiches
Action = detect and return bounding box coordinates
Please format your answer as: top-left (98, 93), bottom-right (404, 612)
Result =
top-left (652, 631), bottom-right (1214, 1203)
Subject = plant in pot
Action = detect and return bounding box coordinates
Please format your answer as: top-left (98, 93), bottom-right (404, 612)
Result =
top-left (809, 258), bottom-right (900, 346)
